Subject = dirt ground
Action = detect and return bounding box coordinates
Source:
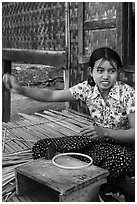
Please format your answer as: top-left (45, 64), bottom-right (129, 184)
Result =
top-left (10, 91), bottom-right (65, 122)
top-left (10, 63), bottom-right (65, 122)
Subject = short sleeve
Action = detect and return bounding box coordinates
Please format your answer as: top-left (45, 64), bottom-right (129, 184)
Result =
top-left (123, 84), bottom-right (135, 115)
top-left (69, 81), bottom-right (90, 102)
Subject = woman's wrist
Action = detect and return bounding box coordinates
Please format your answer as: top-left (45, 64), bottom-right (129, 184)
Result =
top-left (15, 85), bottom-right (23, 94)
top-left (104, 128), bottom-right (109, 137)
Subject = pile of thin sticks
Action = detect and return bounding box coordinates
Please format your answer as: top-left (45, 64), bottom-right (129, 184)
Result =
top-left (2, 150), bottom-right (33, 201)
top-left (2, 109), bottom-right (93, 202)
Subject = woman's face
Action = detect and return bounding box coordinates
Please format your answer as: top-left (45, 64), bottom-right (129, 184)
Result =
top-left (90, 58), bottom-right (118, 92)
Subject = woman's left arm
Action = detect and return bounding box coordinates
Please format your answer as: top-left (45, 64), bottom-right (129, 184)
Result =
top-left (95, 112), bottom-right (135, 144)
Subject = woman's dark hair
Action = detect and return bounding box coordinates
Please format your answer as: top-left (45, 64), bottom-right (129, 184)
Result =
top-left (88, 47), bottom-right (122, 86)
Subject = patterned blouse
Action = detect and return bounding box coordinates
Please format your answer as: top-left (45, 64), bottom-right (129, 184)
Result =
top-left (69, 81), bottom-right (135, 130)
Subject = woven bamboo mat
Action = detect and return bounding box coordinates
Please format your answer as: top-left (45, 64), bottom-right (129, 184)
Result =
top-left (2, 109), bottom-right (93, 202)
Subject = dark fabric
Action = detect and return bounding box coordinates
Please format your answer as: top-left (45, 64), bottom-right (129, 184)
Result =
top-left (32, 135), bottom-right (135, 183)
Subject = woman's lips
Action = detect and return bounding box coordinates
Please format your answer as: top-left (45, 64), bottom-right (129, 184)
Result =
top-left (101, 81), bottom-right (110, 86)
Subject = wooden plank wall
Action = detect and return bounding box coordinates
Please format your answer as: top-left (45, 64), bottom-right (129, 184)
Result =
top-left (2, 3), bottom-right (68, 122)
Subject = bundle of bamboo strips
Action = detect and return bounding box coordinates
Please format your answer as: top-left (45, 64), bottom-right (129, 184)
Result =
top-left (2, 109), bottom-right (93, 201)
top-left (2, 150), bottom-right (33, 201)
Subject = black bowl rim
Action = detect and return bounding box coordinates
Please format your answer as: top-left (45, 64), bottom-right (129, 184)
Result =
top-left (99, 183), bottom-right (132, 202)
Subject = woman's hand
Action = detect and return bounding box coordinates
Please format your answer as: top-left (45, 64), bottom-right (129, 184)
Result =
top-left (3, 73), bottom-right (21, 91)
top-left (94, 125), bottom-right (107, 138)
top-left (80, 124), bottom-right (107, 139)
top-left (80, 124), bottom-right (97, 139)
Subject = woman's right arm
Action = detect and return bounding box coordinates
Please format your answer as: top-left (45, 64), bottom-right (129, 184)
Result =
top-left (3, 74), bottom-right (76, 102)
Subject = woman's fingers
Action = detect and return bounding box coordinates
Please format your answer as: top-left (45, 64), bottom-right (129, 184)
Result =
top-left (80, 125), bottom-right (97, 137)
top-left (80, 125), bottom-right (94, 133)
top-left (3, 74), bottom-right (20, 91)
top-left (86, 131), bottom-right (97, 137)
top-left (3, 73), bottom-right (11, 90)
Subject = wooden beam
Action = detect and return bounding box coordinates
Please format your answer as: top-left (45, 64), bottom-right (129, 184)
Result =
top-left (78, 3), bottom-right (84, 61)
top-left (84, 19), bottom-right (116, 30)
top-left (2, 60), bottom-right (11, 122)
top-left (116, 3), bottom-right (126, 64)
top-left (2, 48), bottom-right (66, 68)
top-left (65, 2), bottom-right (71, 110)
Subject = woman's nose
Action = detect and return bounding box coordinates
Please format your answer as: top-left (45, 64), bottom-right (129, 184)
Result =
top-left (102, 71), bottom-right (109, 78)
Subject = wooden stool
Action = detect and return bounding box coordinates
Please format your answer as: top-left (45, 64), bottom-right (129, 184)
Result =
top-left (15, 158), bottom-right (109, 202)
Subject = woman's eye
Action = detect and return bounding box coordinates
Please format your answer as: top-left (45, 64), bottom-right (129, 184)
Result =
top-left (97, 68), bottom-right (104, 73)
top-left (108, 69), bottom-right (116, 74)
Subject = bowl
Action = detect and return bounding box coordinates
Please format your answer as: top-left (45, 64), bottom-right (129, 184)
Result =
top-left (99, 183), bottom-right (133, 202)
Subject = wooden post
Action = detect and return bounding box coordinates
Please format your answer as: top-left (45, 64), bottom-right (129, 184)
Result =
top-left (78, 3), bottom-right (84, 63)
top-left (116, 3), bottom-right (123, 61)
top-left (2, 60), bottom-right (11, 122)
top-left (64, 2), bottom-right (70, 110)
top-left (127, 3), bottom-right (135, 64)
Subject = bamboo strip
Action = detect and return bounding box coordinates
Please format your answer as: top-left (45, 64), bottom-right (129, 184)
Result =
top-left (18, 117), bottom-right (76, 139)
top-left (56, 120), bottom-right (81, 133)
top-left (35, 112), bottom-right (77, 131)
top-left (15, 136), bottom-right (35, 147)
top-left (28, 123), bottom-right (51, 136)
top-left (15, 121), bottom-right (41, 140)
top-left (23, 117), bottom-right (49, 125)
top-left (2, 122), bottom-right (9, 129)
top-left (7, 121), bottom-right (19, 129)
top-left (45, 122), bottom-right (77, 137)
top-left (27, 125), bottom-right (49, 139)
top-left (2, 128), bottom-right (7, 152)
top-left (17, 124), bottom-right (43, 140)
top-left (11, 136), bottom-right (33, 149)
top-left (63, 117), bottom-right (88, 128)
top-left (62, 110), bottom-right (93, 125)
top-left (7, 140), bottom-right (25, 152)
top-left (2, 184), bottom-right (15, 197)
top-left (34, 112), bottom-right (80, 134)
top-left (37, 123), bottom-right (64, 138)
top-left (8, 132), bottom-right (32, 149)
top-left (2, 176), bottom-right (15, 187)
top-left (16, 118), bottom-right (41, 128)
top-left (6, 140), bottom-right (25, 152)
top-left (21, 127), bottom-right (41, 140)
top-left (2, 122), bottom-right (13, 130)
top-left (18, 113), bottom-right (49, 124)
top-left (3, 148), bottom-right (10, 154)
top-left (5, 138), bottom-right (36, 144)
top-left (43, 109), bottom-right (66, 120)
top-left (2, 171), bottom-right (15, 179)
top-left (4, 144), bottom-right (15, 154)
top-left (2, 175), bottom-right (14, 184)
top-left (68, 109), bottom-right (94, 121)
top-left (15, 120), bottom-right (48, 139)
top-left (9, 127), bottom-right (34, 142)
top-left (2, 159), bottom-right (32, 167)
top-left (4, 146), bottom-right (12, 154)
top-left (3, 155), bottom-right (32, 163)
top-left (2, 177), bottom-right (15, 188)
top-left (15, 119), bottom-right (41, 128)
top-left (4, 149), bottom-right (32, 156)
top-left (49, 109), bottom-right (91, 127)
top-left (2, 166), bottom-right (14, 174)
top-left (35, 112), bottom-right (64, 123)
top-left (4, 190), bottom-right (16, 202)
top-left (5, 129), bottom-right (30, 149)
